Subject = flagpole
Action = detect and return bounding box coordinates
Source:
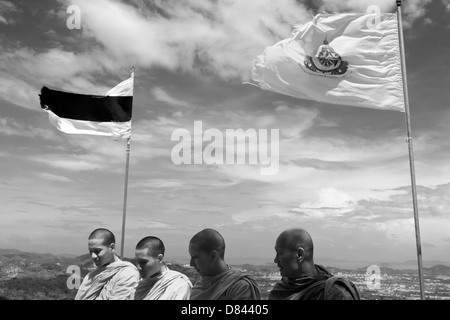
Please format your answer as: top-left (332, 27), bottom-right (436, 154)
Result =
top-left (396, 0), bottom-right (426, 300)
top-left (120, 67), bottom-right (134, 260)
top-left (120, 137), bottom-right (131, 259)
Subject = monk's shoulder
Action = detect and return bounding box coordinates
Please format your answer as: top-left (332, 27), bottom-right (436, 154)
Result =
top-left (174, 272), bottom-right (193, 287)
top-left (115, 263), bottom-right (139, 279)
top-left (225, 275), bottom-right (260, 300)
top-left (327, 283), bottom-right (356, 300)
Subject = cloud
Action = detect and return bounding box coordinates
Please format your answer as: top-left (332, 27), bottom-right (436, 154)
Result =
top-left (318, 0), bottom-right (433, 28)
top-left (290, 187), bottom-right (356, 218)
top-left (131, 221), bottom-right (175, 230)
top-left (63, 0), bottom-right (310, 80)
top-left (132, 179), bottom-right (185, 189)
top-left (0, 45), bottom-right (124, 110)
top-left (423, 18), bottom-right (433, 25)
top-left (25, 201), bottom-right (53, 207)
top-left (443, 0), bottom-right (450, 11)
top-left (57, 205), bottom-right (105, 216)
top-left (0, 75), bottom-right (40, 110)
top-left (230, 182), bottom-right (450, 234)
top-left (1, 0), bottom-right (436, 115)
top-left (0, 0), bottom-right (19, 25)
top-left (292, 158), bottom-right (357, 171)
top-left (33, 154), bottom-right (107, 171)
top-left (151, 87), bottom-right (190, 108)
top-left (320, 0), bottom-right (396, 13)
top-left (36, 173), bottom-right (72, 183)
top-left (63, 136), bottom-right (131, 162)
top-left (400, 0), bottom-right (433, 27)
top-left (1, 46), bottom-right (114, 91)
top-left (0, 117), bottom-right (61, 141)
top-left (336, 184), bottom-right (450, 227)
top-left (274, 106), bottom-right (320, 139)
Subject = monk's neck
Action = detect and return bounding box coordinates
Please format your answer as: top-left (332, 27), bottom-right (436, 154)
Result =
top-left (100, 254), bottom-right (120, 268)
top-left (215, 262), bottom-right (229, 275)
top-left (301, 262), bottom-right (318, 277)
top-left (150, 264), bottom-right (168, 279)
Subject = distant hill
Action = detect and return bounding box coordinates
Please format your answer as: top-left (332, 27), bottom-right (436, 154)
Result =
top-left (425, 265), bottom-right (450, 275)
top-left (356, 265), bottom-right (409, 274)
top-left (0, 250), bottom-right (77, 267)
top-left (355, 264), bottom-right (450, 275)
top-left (315, 256), bottom-right (450, 271)
top-left (1, 248), bottom-right (450, 273)
top-left (400, 260), bottom-right (450, 268)
top-left (0, 249), bottom-right (22, 255)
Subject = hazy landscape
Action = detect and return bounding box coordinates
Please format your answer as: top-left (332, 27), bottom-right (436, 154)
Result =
top-left (0, 249), bottom-right (449, 300)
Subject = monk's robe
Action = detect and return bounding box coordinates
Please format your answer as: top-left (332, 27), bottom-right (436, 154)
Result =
top-left (268, 264), bottom-right (360, 300)
top-left (190, 268), bottom-right (261, 300)
top-left (132, 268), bottom-right (192, 300)
top-left (75, 260), bottom-right (140, 300)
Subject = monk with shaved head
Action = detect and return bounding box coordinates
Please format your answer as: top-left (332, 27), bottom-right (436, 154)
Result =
top-left (75, 228), bottom-right (139, 300)
top-left (189, 228), bottom-right (261, 300)
top-left (132, 236), bottom-right (192, 300)
top-left (269, 228), bottom-right (360, 300)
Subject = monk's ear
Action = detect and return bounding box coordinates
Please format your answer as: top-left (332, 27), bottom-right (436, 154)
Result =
top-left (210, 250), bottom-right (219, 261)
top-left (110, 243), bottom-right (116, 251)
top-left (296, 247), bottom-right (305, 263)
top-left (157, 254), bottom-right (164, 263)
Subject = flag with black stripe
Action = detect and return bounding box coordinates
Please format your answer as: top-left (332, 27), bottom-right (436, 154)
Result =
top-left (39, 73), bottom-right (134, 140)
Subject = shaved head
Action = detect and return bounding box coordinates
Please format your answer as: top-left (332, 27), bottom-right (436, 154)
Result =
top-left (189, 228), bottom-right (225, 259)
top-left (87, 228), bottom-right (116, 268)
top-left (89, 228), bottom-right (115, 246)
top-left (277, 228), bottom-right (314, 261)
top-left (274, 228), bottom-right (316, 279)
top-left (136, 236), bottom-right (165, 257)
top-left (135, 236), bottom-right (166, 279)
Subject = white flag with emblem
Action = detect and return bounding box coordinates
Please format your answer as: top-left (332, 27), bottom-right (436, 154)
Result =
top-left (251, 13), bottom-right (404, 112)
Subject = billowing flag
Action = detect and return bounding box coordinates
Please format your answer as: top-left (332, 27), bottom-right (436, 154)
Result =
top-left (251, 13), bottom-right (404, 112)
top-left (39, 73), bottom-right (134, 139)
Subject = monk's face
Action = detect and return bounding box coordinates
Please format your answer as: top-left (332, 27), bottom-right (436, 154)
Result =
top-left (135, 248), bottom-right (161, 279)
top-left (88, 238), bottom-right (115, 268)
top-left (189, 242), bottom-right (214, 277)
top-left (274, 236), bottom-right (302, 279)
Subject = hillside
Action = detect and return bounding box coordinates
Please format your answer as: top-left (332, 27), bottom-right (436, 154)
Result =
top-left (1, 249), bottom-right (449, 300)
top-left (0, 249), bottom-right (200, 300)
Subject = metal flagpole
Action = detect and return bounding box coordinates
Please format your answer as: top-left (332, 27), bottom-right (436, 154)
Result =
top-left (120, 67), bottom-right (134, 260)
top-left (396, 0), bottom-right (426, 300)
top-left (120, 138), bottom-right (131, 259)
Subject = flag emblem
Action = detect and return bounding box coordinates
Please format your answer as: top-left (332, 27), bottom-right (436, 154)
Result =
top-left (251, 13), bottom-right (404, 112)
top-left (303, 39), bottom-right (348, 76)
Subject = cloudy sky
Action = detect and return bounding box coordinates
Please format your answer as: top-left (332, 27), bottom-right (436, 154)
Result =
top-left (1, 0), bottom-right (449, 267)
